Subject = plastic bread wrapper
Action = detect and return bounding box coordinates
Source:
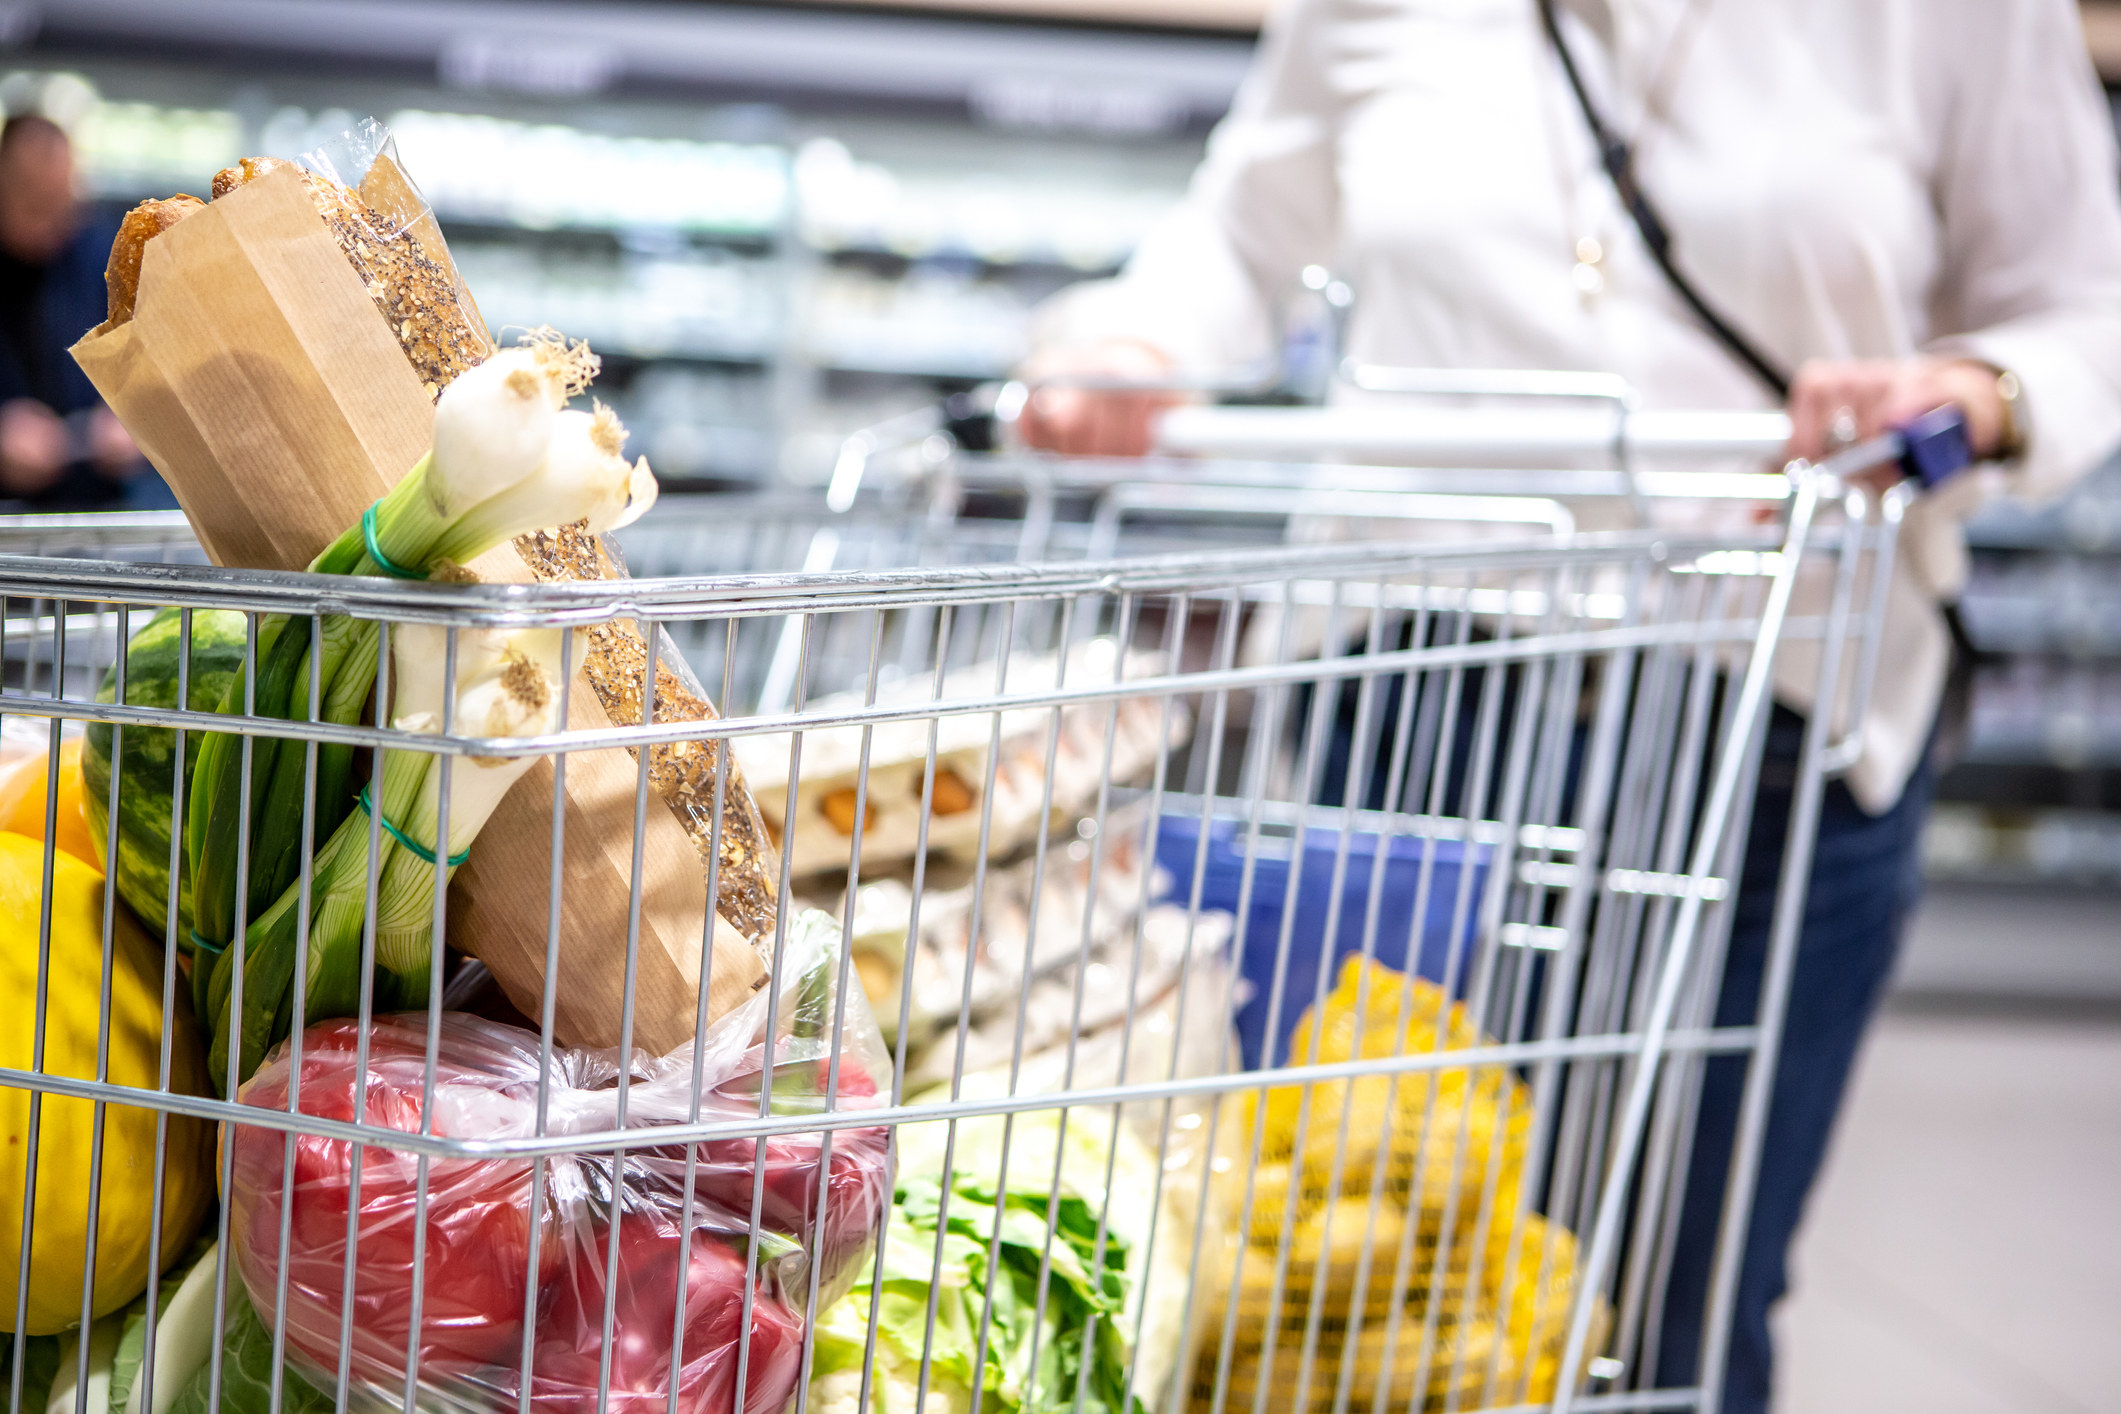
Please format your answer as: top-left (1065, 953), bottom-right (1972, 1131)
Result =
top-left (296, 115), bottom-right (490, 344)
top-left (70, 118), bottom-right (766, 1055)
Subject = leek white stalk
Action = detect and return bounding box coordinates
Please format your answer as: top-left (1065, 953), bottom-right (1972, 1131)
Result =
top-left (429, 402), bottom-right (659, 565)
top-left (45, 1311), bottom-right (121, 1414)
top-left (371, 627), bottom-right (563, 978)
top-left (386, 620), bottom-right (515, 735)
top-left (121, 1242), bottom-right (220, 1414)
top-left (426, 337), bottom-right (588, 517)
top-left (302, 328), bottom-right (596, 580)
top-left (409, 626), bottom-right (563, 854)
top-left (195, 327), bottom-right (633, 1078)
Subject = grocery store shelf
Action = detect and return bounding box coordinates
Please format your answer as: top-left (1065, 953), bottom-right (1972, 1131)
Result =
top-left (438, 220), bottom-right (778, 254)
top-left (778, 0), bottom-right (1268, 33)
top-left (810, 351), bottom-right (1009, 379)
top-left (1949, 458), bottom-right (2121, 774)
top-left (1959, 747), bottom-right (2121, 771)
top-left (35, 0), bottom-right (1255, 128)
top-left (1957, 729), bottom-right (2121, 772)
top-left (1963, 486), bottom-right (2121, 553)
top-left (819, 241), bottom-right (1122, 276)
top-left (1958, 563), bottom-right (2121, 656)
top-left (1963, 444), bottom-right (2121, 553)
top-left (48, 66), bottom-right (1181, 483)
top-left (1924, 804), bottom-right (2121, 886)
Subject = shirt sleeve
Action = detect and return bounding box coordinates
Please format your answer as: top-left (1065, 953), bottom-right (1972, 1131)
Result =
top-left (1922, 0), bottom-right (2121, 501)
top-left (1032, 0), bottom-right (1346, 375)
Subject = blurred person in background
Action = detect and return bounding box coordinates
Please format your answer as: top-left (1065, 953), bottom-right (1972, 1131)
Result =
top-left (1018, 0), bottom-right (2121, 1409)
top-left (0, 112), bottom-right (172, 510)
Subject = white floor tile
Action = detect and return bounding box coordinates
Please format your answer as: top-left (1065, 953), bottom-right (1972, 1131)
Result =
top-left (1774, 1012), bottom-right (2121, 1414)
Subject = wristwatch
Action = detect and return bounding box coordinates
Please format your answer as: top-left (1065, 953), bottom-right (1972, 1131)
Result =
top-left (1992, 368), bottom-right (2027, 461)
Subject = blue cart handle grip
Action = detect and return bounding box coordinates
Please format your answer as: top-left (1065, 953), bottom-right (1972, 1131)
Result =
top-left (1895, 404), bottom-right (1972, 489)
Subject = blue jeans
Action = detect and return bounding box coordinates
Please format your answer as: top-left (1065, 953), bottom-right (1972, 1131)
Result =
top-left (1654, 705), bottom-right (1936, 1412)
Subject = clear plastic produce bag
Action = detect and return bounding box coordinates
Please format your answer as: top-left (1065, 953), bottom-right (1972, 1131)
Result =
top-left (225, 909), bottom-right (892, 1414)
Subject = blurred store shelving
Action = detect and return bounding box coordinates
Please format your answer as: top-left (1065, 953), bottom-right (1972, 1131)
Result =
top-left (8, 0), bottom-right (2121, 904)
top-left (783, 0), bottom-right (1267, 27)
top-left (1928, 453), bottom-right (2121, 889)
top-left (53, 88), bottom-right (1201, 475)
top-left (19, 0), bottom-right (1233, 486)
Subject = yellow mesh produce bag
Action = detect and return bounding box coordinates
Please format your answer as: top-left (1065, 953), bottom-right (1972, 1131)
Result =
top-left (1192, 957), bottom-right (1607, 1413)
top-left (1248, 959), bottom-right (1530, 1229)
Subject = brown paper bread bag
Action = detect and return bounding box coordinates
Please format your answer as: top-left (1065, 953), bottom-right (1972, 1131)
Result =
top-left (72, 163), bottom-right (768, 1053)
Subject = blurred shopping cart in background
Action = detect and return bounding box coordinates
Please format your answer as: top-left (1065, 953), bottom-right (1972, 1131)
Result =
top-left (0, 375), bottom-right (1933, 1414)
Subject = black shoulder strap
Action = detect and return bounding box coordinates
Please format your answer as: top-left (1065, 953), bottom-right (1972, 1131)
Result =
top-left (1536, 0), bottom-right (1791, 400)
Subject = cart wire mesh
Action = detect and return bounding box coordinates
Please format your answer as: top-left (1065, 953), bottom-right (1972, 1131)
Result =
top-left (0, 421), bottom-right (1906, 1414)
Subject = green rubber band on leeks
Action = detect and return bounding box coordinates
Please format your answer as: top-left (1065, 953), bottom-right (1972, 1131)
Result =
top-left (356, 783), bottom-right (469, 867)
top-left (360, 501), bottom-right (429, 580)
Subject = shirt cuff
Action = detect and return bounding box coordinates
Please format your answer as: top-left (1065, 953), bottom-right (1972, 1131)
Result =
top-left (1929, 323), bottom-right (2121, 503)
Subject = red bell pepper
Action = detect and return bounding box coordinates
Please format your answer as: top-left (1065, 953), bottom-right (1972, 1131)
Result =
top-left (229, 1017), bottom-right (556, 1385)
top-left (686, 1049), bottom-right (893, 1303)
top-left (526, 1210), bottom-right (804, 1414)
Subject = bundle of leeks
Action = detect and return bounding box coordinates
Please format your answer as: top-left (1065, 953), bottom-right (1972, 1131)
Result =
top-left (185, 331), bottom-right (658, 1085)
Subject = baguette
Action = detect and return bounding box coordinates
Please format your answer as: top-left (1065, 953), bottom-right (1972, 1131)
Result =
top-left (101, 195), bottom-right (204, 328)
top-left (736, 640), bottom-right (1184, 879)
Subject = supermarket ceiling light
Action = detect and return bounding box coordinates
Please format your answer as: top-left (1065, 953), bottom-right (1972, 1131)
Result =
top-left (439, 34), bottom-right (622, 97)
top-left (40, 0), bottom-right (1255, 116)
top-left (388, 109), bottom-right (788, 235)
top-left (967, 74), bottom-right (1188, 136)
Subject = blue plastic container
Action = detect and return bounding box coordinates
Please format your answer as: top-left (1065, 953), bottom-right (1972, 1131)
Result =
top-left (1153, 814), bottom-right (1490, 1069)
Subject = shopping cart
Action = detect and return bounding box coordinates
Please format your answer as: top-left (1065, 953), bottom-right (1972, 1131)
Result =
top-left (0, 382), bottom-right (1922, 1414)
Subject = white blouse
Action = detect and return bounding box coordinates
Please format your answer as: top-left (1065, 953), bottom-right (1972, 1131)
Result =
top-left (1038, 0), bottom-right (2121, 811)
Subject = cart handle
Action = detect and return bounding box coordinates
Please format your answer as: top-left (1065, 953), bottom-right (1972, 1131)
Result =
top-left (954, 369), bottom-right (1970, 484)
top-left (1153, 399), bottom-right (1969, 473)
top-left (1152, 402), bottom-right (1791, 464)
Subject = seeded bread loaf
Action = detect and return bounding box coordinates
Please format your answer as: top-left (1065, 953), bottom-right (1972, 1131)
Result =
top-left (209, 157), bottom-right (488, 398)
top-left (514, 523), bottom-right (782, 940)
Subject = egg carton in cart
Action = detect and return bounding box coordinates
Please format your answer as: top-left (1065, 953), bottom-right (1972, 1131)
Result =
top-left (824, 796), bottom-right (1234, 1089)
top-left (736, 637), bottom-right (1186, 878)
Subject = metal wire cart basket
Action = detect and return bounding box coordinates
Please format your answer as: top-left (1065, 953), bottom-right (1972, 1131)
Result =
top-left (0, 391), bottom-right (1918, 1414)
